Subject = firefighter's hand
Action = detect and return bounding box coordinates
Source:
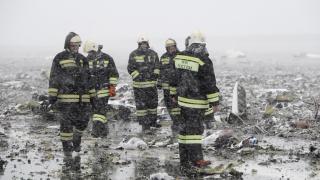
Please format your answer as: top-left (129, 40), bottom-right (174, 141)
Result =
top-left (212, 105), bottom-right (219, 113)
top-left (172, 97), bottom-right (177, 104)
top-left (109, 85), bottom-right (116, 97)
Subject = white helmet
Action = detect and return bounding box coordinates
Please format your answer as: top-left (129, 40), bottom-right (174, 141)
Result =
top-left (137, 35), bottom-right (149, 44)
top-left (165, 38), bottom-right (176, 48)
top-left (189, 31), bottom-right (206, 45)
top-left (83, 40), bottom-right (98, 53)
top-left (70, 35), bottom-right (82, 43)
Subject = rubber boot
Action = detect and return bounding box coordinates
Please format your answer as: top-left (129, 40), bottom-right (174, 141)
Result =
top-left (73, 131), bottom-right (82, 153)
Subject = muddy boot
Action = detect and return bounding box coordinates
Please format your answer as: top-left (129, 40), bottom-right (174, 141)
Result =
top-left (72, 155), bottom-right (81, 172)
top-left (141, 124), bottom-right (150, 132)
top-left (62, 151), bottom-right (73, 173)
top-left (101, 122), bottom-right (109, 137)
top-left (73, 131), bottom-right (82, 153)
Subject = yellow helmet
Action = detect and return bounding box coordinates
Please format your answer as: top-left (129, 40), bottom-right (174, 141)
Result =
top-left (189, 31), bottom-right (206, 45)
top-left (83, 40), bottom-right (98, 53)
top-left (165, 39), bottom-right (176, 48)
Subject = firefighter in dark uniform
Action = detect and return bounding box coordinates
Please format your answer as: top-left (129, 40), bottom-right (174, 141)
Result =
top-left (127, 36), bottom-right (160, 132)
top-left (159, 39), bottom-right (181, 139)
top-left (83, 40), bottom-right (119, 137)
top-left (170, 31), bottom-right (219, 176)
top-left (48, 32), bottom-right (95, 157)
top-left (185, 36), bottom-right (215, 129)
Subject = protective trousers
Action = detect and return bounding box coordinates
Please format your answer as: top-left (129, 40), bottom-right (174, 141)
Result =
top-left (163, 89), bottom-right (181, 136)
top-left (178, 107), bottom-right (205, 170)
top-left (57, 103), bottom-right (90, 153)
top-left (92, 96), bottom-right (109, 137)
top-left (204, 106), bottom-right (214, 128)
top-left (133, 87), bottom-right (158, 130)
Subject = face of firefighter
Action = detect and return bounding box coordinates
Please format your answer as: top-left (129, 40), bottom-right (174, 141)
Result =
top-left (139, 42), bottom-right (149, 51)
top-left (167, 45), bottom-right (177, 55)
top-left (69, 42), bottom-right (81, 53)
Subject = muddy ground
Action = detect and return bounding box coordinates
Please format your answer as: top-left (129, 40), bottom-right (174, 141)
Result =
top-left (1, 56), bottom-right (320, 180)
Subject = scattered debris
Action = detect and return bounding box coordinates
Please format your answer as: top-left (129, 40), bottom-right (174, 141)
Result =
top-left (117, 137), bottom-right (148, 150)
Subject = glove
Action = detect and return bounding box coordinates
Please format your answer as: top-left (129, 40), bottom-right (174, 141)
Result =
top-left (109, 85), bottom-right (116, 97)
top-left (156, 80), bottom-right (162, 89)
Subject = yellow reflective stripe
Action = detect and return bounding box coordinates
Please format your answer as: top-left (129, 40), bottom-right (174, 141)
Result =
top-left (134, 55), bottom-right (145, 61)
top-left (57, 94), bottom-right (79, 103)
top-left (109, 77), bottom-right (118, 84)
top-left (93, 114), bottom-right (107, 123)
top-left (60, 59), bottom-right (76, 65)
top-left (61, 64), bottom-right (77, 68)
top-left (89, 89), bottom-right (96, 97)
top-left (178, 97), bottom-right (208, 105)
top-left (169, 87), bottom-right (177, 95)
top-left (58, 99), bottom-right (79, 102)
top-left (154, 69), bottom-right (160, 74)
top-left (97, 94), bottom-right (109, 98)
top-left (170, 108), bottom-right (181, 112)
top-left (161, 83), bottom-right (169, 89)
top-left (131, 70), bottom-right (140, 79)
top-left (148, 108), bottom-right (157, 114)
top-left (81, 94), bottom-right (90, 102)
top-left (208, 97), bottom-right (219, 103)
top-left (97, 89), bottom-right (109, 98)
top-left (205, 108), bottom-right (214, 115)
top-left (207, 92), bottom-right (219, 99)
top-left (60, 133), bottom-right (73, 141)
top-left (175, 55), bottom-right (204, 66)
top-left (81, 94), bottom-right (90, 98)
top-left (178, 135), bottom-right (202, 144)
top-left (178, 101), bottom-right (209, 109)
top-left (58, 94), bottom-right (79, 99)
top-left (207, 92), bottom-right (219, 103)
top-left (48, 88), bottom-right (58, 92)
top-left (133, 81), bottom-right (156, 88)
top-left (170, 108), bottom-right (181, 115)
top-left (136, 110), bottom-right (148, 116)
top-left (97, 89), bottom-right (109, 94)
top-left (48, 88), bottom-right (58, 96)
top-left (104, 60), bottom-right (109, 65)
top-left (161, 58), bottom-right (169, 64)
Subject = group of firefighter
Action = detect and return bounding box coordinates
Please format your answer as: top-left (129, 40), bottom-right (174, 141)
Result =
top-left (48, 31), bottom-right (219, 176)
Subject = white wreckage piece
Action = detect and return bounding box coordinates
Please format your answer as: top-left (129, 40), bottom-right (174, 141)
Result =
top-left (117, 137), bottom-right (148, 150)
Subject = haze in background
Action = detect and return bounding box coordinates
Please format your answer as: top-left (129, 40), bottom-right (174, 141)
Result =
top-left (0, 0), bottom-right (319, 65)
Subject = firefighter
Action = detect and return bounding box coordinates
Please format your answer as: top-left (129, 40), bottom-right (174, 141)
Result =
top-left (185, 36), bottom-right (215, 129)
top-left (159, 39), bottom-right (181, 139)
top-left (170, 31), bottom-right (219, 176)
top-left (127, 35), bottom-right (160, 132)
top-left (83, 40), bottom-right (119, 138)
top-left (48, 32), bottom-right (95, 158)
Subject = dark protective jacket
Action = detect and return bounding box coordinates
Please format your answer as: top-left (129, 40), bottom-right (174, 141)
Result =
top-left (48, 33), bottom-right (94, 104)
top-left (127, 48), bottom-right (160, 88)
top-left (169, 51), bottom-right (219, 109)
top-left (159, 51), bottom-right (179, 90)
top-left (87, 51), bottom-right (119, 98)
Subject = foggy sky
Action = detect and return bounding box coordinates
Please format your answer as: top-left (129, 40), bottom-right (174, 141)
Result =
top-left (0, 0), bottom-right (319, 59)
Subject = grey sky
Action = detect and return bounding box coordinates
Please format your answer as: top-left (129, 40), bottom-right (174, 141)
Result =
top-left (0, 0), bottom-right (319, 58)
